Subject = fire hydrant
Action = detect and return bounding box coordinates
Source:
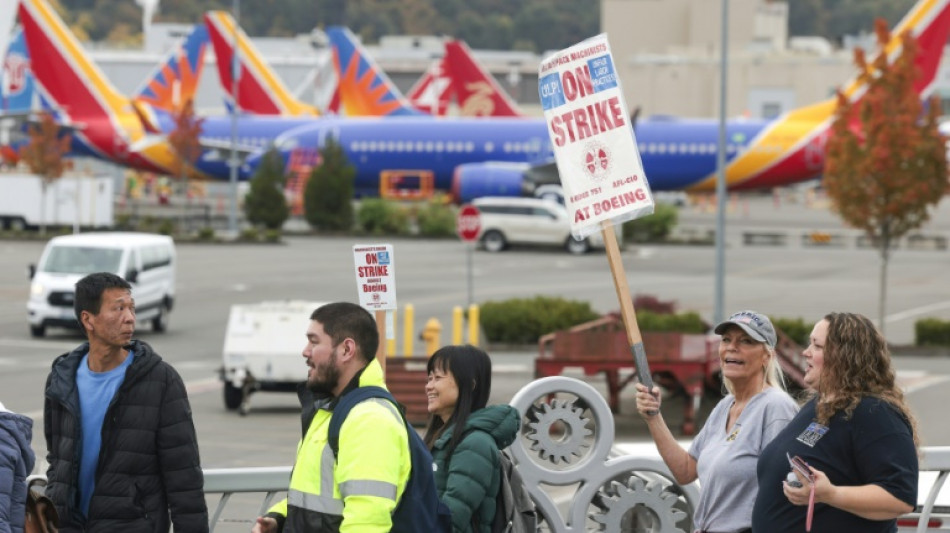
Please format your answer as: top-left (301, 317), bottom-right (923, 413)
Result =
top-left (420, 318), bottom-right (442, 356)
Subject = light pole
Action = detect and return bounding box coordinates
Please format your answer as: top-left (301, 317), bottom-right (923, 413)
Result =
top-left (714, 0), bottom-right (729, 325)
top-left (228, 0), bottom-right (240, 235)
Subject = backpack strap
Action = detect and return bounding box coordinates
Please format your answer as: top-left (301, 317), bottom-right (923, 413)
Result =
top-left (327, 385), bottom-right (400, 458)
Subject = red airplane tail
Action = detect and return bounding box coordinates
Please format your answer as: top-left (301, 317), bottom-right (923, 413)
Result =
top-left (444, 40), bottom-right (523, 117)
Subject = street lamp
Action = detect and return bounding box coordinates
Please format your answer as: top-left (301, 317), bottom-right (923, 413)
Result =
top-left (228, 0), bottom-right (240, 235)
top-left (714, 0), bottom-right (729, 325)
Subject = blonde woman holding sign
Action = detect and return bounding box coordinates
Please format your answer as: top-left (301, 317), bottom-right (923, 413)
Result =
top-left (635, 310), bottom-right (797, 533)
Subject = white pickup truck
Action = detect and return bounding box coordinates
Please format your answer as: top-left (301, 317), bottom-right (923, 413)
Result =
top-left (221, 301), bottom-right (325, 415)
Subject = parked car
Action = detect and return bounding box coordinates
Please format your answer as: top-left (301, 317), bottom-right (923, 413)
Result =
top-left (472, 196), bottom-right (619, 254)
top-left (27, 232), bottom-right (176, 337)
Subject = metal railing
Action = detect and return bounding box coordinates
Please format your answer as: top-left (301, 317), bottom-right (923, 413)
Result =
top-left (31, 376), bottom-right (950, 532)
top-left (198, 447), bottom-right (950, 533)
top-left (914, 447), bottom-right (950, 533)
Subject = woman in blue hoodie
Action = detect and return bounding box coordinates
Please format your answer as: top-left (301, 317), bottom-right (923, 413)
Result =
top-left (0, 400), bottom-right (35, 533)
top-left (423, 345), bottom-right (520, 533)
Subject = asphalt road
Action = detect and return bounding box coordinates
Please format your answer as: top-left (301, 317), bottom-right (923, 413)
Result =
top-left (1, 203), bottom-right (949, 528)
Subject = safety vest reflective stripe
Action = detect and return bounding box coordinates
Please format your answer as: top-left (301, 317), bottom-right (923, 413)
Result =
top-left (321, 444), bottom-right (336, 496)
top-left (339, 479), bottom-right (398, 501)
top-left (288, 488), bottom-right (343, 515)
top-left (365, 398), bottom-right (402, 424)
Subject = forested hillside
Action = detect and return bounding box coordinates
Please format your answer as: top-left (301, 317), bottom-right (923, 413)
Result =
top-left (49, 0), bottom-right (917, 52)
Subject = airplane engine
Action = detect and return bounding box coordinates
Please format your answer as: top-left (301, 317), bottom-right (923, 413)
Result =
top-left (450, 161), bottom-right (532, 203)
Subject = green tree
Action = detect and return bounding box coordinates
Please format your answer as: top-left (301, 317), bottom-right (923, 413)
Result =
top-left (244, 148), bottom-right (290, 230)
top-left (304, 137), bottom-right (355, 231)
top-left (824, 20), bottom-right (948, 335)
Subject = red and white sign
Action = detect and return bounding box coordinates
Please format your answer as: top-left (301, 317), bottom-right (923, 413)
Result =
top-left (538, 33), bottom-right (654, 239)
top-left (352, 244), bottom-right (396, 311)
top-left (456, 204), bottom-right (481, 242)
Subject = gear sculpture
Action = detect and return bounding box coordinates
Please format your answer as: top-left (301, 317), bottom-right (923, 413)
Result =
top-left (508, 376), bottom-right (700, 533)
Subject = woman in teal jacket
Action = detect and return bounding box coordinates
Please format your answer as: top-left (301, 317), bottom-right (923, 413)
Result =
top-left (423, 345), bottom-right (520, 533)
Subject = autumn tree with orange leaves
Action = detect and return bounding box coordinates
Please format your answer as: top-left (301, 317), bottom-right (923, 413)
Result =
top-left (825, 19), bottom-right (948, 335)
top-left (19, 112), bottom-right (72, 235)
top-left (167, 99), bottom-right (205, 225)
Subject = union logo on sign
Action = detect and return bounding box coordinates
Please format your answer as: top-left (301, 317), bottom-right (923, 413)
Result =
top-left (581, 141), bottom-right (611, 181)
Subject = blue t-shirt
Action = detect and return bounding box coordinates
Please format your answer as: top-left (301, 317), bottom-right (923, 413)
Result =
top-left (76, 351), bottom-right (134, 517)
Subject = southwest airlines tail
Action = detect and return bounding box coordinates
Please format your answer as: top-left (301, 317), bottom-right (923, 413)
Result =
top-left (204, 11), bottom-right (319, 117)
top-left (326, 26), bottom-right (426, 117)
top-left (17, 0), bottom-right (180, 173)
top-left (689, 0), bottom-right (950, 191)
top-left (407, 59), bottom-right (451, 116)
top-left (444, 40), bottom-right (524, 117)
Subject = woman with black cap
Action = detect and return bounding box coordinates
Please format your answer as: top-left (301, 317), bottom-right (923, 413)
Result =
top-left (635, 310), bottom-right (798, 533)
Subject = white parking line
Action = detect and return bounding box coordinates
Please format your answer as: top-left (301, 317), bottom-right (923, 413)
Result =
top-left (886, 300), bottom-right (950, 323)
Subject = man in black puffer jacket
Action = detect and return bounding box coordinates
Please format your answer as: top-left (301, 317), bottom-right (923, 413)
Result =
top-left (43, 272), bottom-right (208, 532)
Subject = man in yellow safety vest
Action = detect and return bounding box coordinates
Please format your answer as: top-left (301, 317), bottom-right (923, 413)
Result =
top-left (252, 302), bottom-right (411, 532)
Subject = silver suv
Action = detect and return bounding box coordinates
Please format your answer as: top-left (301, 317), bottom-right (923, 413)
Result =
top-left (471, 197), bottom-right (614, 254)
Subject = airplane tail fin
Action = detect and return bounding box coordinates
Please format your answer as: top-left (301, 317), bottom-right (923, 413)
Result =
top-left (1, 27), bottom-right (40, 115)
top-left (444, 40), bottom-right (523, 117)
top-left (839, 0), bottom-right (950, 104)
top-left (326, 26), bottom-right (426, 117)
top-left (134, 24), bottom-right (209, 113)
top-left (407, 59), bottom-right (451, 115)
top-left (204, 11), bottom-right (319, 117)
top-left (692, 0), bottom-right (950, 192)
top-left (17, 0), bottom-right (130, 122)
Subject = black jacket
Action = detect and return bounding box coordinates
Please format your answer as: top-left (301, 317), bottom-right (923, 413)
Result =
top-left (44, 340), bottom-right (208, 532)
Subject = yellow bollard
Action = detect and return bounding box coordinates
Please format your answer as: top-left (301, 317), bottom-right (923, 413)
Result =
top-left (403, 304), bottom-right (414, 356)
top-left (387, 308), bottom-right (397, 357)
top-left (421, 318), bottom-right (442, 356)
top-left (467, 304), bottom-right (479, 346)
top-left (452, 306), bottom-right (464, 345)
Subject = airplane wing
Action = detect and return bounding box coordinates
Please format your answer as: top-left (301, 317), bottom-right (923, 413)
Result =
top-left (197, 136), bottom-right (263, 156)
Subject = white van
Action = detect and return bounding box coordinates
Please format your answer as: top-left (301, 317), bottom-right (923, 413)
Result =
top-left (27, 232), bottom-right (176, 337)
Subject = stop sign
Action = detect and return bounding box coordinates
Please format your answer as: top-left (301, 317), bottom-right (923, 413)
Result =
top-left (456, 204), bottom-right (481, 242)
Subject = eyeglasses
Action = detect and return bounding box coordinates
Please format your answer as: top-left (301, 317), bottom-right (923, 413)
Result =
top-left (787, 453), bottom-right (815, 532)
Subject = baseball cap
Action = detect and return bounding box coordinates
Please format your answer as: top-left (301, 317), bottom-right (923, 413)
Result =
top-left (714, 310), bottom-right (777, 348)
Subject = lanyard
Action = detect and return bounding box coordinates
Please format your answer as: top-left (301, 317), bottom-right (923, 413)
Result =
top-left (806, 481), bottom-right (815, 532)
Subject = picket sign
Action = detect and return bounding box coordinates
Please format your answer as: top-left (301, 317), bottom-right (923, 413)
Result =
top-left (538, 34), bottom-right (656, 389)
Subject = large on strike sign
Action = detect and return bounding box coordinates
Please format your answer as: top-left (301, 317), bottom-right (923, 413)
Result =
top-left (352, 244), bottom-right (396, 311)
top-left (457, 204), bottom-right (481, 242)
top-left (538, 33), bottom-right (654, 238)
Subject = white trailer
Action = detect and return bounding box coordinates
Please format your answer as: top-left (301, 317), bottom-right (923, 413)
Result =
top-left (221, 300), bottom-right (326, 415)
top-left (0, 173), bottom-right (114, 230)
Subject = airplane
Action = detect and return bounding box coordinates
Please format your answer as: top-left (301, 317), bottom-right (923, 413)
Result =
top-left (325, 26), bottom-right (427, 117)
top-left (20, 0), bottom-right (950, 206)
top-left (205, 12), bottom-right (522, 119)
top-left (443, 39), bottom-right (524, 117)
top-left (205, 11), bottom-right (432, 118)
top-left (244, 0), bottom-right (950, 202)
top-left (16, 0), bottom-right (212, 175)
top-left (204, 10), bottom-right (321, 117)
top-left (406, 59), bottom-right (451, 116)
top-left (2, 28), bottom-right (38, 117)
